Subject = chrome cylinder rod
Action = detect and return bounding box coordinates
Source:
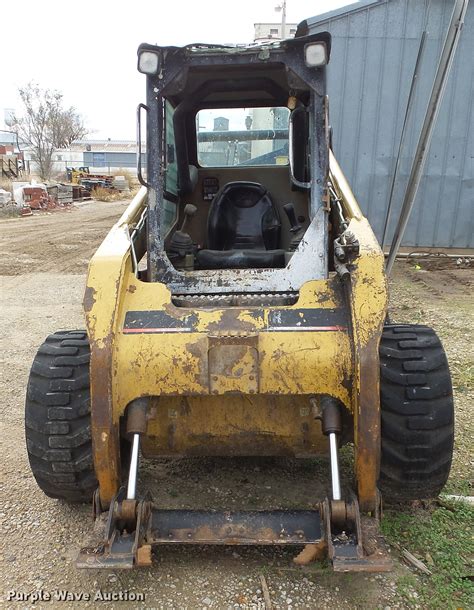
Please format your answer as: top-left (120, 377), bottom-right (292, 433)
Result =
top-left (126, 433), bottom-right (140, 500)
top-left (329, 432), bottom-right (341, 501)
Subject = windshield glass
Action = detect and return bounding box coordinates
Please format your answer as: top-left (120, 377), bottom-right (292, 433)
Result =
top-left (196, 107), bottom-right (289, 167)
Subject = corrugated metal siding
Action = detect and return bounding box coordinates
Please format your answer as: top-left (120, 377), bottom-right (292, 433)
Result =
top-left (308, 0), bottom-right (473, 248)
top-left (83, 151), bottom-right (137, 168)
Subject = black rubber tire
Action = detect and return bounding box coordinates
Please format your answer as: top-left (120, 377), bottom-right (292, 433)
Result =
top-left (379, 324), bottom-right (454, 502)
top-left (25, 330), bottom-right (97, 502)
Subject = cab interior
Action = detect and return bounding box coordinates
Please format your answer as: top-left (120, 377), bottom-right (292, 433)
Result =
top-left (160, 64), bottom-right (313, 273)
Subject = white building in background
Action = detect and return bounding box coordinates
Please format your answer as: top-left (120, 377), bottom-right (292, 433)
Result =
top-left (249, 24), bottom-right (295, 161)
top-left (253, 22), bottom-right (297, 42)
top-left (1, 108), bottom-right (19, 149)
top-left (21, 140), bottom-right (139, 177)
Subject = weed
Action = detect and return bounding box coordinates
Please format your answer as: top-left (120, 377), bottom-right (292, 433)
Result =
top-left (450, 361), bottom-right (474, 393)
top-left (110, 168), bottom-right (136, 185)
top-left (443, 478), bottom-right (472, 497)
top-left (0, 177), bottom-right (13, 192)
top-left (91, 186), bottom-right (125, 202)
top-left (382, 500), bottom-right (474, 608)
top-left (395, 574), bottom-right (419, 604)
top-left (0, 206), bottom-right (20, 218)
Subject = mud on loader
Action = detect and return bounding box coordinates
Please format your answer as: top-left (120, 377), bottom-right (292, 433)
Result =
top-left (25, 31), bottom-right (455, 571)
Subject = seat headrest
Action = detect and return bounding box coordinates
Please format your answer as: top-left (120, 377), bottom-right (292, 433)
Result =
top-left (217, 181), bottom-right (267, 208)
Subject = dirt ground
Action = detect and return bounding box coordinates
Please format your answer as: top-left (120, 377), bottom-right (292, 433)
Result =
top-left (0, 201), bottom-right (472, 609)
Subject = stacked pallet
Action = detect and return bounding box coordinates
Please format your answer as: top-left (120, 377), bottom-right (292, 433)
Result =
top-left (46, 185), bottom-right (59, 202)
top-left (58, 184), bottom-right (73, 205)
top-left (80, 175), bottom-right (114, 190)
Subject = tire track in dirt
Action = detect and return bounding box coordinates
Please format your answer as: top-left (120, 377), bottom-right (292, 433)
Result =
top-left (0, 201), bottom-right (128, 275)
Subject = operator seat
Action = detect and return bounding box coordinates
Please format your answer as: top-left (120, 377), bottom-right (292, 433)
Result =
top-left (196, 181), bottom-right (285, 270)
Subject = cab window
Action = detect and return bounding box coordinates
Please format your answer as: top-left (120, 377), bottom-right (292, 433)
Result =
top-left (196, 107), bottom-right (289, 167)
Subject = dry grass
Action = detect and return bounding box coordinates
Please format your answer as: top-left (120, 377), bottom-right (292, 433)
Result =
top-left (0, 178), bottom-right (19, 217)
top-left (128, 184), bottom-right (141, 198)
top-left (110, 168), bottom-right (135, 184)
top-left (90, 169), bottom-right (138, 201)
top-left (111, 168), bottom-right (140, 193)
top-left (0, 177), bottom-right (13, 192)
top-left (51, 169), bottom-right (69, 183)
top-left (0, 206), bottom-right (19, 218)
top-left (91, 186), bottom-right (125, 202)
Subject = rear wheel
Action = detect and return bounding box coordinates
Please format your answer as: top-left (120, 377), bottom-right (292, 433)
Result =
top-left (379, 324), bottom-right (454, 502)
top-left (25, 330), bottom-right (97, 502)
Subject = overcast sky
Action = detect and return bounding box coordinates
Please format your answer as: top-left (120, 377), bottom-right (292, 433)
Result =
top-left (1, 0), bottom-right (349, 140)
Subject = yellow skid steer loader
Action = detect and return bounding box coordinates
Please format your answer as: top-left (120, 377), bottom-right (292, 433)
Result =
top-left (25, 31), bottom-right (454, 571)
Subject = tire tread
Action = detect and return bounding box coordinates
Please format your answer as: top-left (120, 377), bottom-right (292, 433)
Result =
top-left (25, 331), bottom-right (96, 502)
top-left (379, 324), bottom-right (454, 502)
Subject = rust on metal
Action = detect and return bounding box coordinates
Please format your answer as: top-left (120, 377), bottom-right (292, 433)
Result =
top-left (149, 509), bottom-right (322, 545)
top-left (119, 499), bottom-right (138, 523)
top-left (89, 337), bottom-right (121, 508)
top-left (208, 334), bottom-right (259, 395)
top-left (126, 398), bottom-right (149, 435)
top-left (293, 539), bottom-right (328, 565)
top-left (355, 334), bottom-right (383, 513)
top-left (323, 496), bottom-right (392, 573)
top-left (83, 286), bottom-right (97, 314)
top-left (77, 497), bottom-right (391, 572)
top-left (136, 545), bottom-right (152, 566)
top-left (141, 394), bottom-right (329, 458)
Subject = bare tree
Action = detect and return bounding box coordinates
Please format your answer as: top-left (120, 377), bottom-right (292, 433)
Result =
top-left (13, 83), bottom-right (87, 180)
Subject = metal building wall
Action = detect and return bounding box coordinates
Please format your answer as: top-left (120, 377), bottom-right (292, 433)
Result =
top-left (83, 151), bottom-right (137, 169)
top-left (306, 0), bottom-right (473, 248)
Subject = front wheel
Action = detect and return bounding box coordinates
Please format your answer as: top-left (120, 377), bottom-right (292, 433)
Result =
top-left (379, 324), bottom-right (454, 502)
top-left (25, 330), bottom-right (97, 502)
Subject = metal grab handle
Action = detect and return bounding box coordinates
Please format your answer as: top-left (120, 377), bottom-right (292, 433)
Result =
top-left (136, 103), bottom-right (150, 188)
top-left (288, 106), bottom-right (311, 190)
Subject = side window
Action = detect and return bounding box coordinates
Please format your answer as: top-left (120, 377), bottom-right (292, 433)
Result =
top-left (165, 101), bottom-right (178, 196)
top-left (163, 101), bottom-right (178, 234)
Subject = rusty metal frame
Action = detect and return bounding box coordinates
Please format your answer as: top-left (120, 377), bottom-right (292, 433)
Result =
top-left (329, 151), bottom-right (388, 512)
top-left (77, 491), bottom-right (391, 571)
top-left (84, 189), bottom-right (148, 507)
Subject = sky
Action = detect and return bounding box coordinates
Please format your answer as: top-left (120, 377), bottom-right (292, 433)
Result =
top-left (1, 0), bottom-right (349, 140)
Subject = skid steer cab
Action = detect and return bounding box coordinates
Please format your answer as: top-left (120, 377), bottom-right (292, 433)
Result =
top-left (25, 31), bottom-right (454, 571)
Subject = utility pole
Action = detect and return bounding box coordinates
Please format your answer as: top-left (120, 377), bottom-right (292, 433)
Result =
top-left (275, 0), bottom-right (287, 39)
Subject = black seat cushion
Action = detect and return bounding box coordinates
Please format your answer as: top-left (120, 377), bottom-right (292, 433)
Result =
top-left (207, 181), bottom-right (280, 250)
top-left (198, 181), bottom-right (282, 269)
top-left (197, 249), bottom-right (285, 270)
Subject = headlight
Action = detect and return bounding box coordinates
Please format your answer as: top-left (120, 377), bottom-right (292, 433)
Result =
top-left (138, 51), bottom-right (160, 75)
top-left (304, 43), bottom-right (328, 67)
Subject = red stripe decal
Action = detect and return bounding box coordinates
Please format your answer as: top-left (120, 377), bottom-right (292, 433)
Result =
top-left (123, 327), bottom-right (192, 334)
top-left (122, 326), bottom-right (347, 334)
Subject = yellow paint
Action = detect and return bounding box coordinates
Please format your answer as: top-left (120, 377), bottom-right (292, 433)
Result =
top-left (84, 159), bottom-right (388, 507)
top-left (141, 395), bottom-right (328, 457)
top-left (208, 343), bottom-right (258, 394)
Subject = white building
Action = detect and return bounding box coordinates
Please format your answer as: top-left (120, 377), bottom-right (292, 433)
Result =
top-left (253, 22), bottom-right (297, 42)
